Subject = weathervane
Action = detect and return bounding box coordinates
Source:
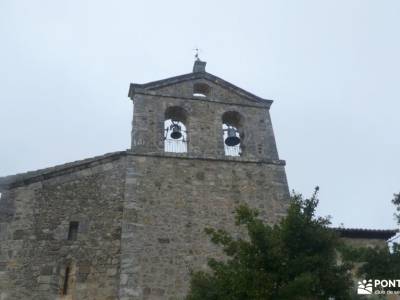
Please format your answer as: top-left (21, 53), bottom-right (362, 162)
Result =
top-left (193, 48), bottom-right (201, 61)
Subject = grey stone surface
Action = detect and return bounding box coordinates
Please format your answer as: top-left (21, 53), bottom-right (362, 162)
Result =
top-left (0, 160), bottom-right (126, 299)
top-left (0, 62), bottom-right (291, 299)
top-left (118, 154), bottom-right (289, 300)
top-left (129, 81), bottom-right (280, 161)
top-left (192, 59), bottom-right (206, 73)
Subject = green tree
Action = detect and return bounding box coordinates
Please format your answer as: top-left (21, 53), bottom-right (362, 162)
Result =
top-left (393, 192), bottom-right (400, 225)
top-left (186, 188), bottom-right (354, 300)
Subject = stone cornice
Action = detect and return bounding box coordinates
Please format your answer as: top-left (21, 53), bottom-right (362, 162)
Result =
top-left (129, 89), bottom-right (270, 109)
top-left (0, 150), bottom-right (286, 190)
top-left (126, 150), bottom-right (286, 165)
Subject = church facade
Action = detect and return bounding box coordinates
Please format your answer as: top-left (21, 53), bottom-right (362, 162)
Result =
top-left (0, 60), bottom-right (396, 300)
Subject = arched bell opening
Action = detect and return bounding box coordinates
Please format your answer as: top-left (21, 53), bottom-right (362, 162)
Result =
top-left (164, 106), bottom-right (188, 153)
top-left (222, 111), bottom-right (243, 157)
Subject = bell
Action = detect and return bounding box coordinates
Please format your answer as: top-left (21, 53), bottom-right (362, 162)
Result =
top-left (225, 127), bottom-right (240, 146)
top-left (170, 123), bottom-right (182, 139)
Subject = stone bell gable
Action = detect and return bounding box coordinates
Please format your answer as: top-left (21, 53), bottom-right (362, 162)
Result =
top-left (128, 59), bottom-right (280, 161)
top-left (119, 59), bottom-right (291, 299)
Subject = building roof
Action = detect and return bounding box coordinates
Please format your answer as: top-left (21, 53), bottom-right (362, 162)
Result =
top-left (128, 59), bottom-right (273, 107)
top-left (333, 227), bottom-right (398, 240)
top-left (0, 151), bottom-right (126, 190)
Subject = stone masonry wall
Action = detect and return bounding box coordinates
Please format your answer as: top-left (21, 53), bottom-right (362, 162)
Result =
top-left (0, 158), bottom-right (126, 300)
top-left (121, 76), bottom-right (290, 299)
top-left (131, 81), bottom-right (279, 161)
top-left (118, 154), bottom-right (290, 300)
top-left (152, 79), bottom-right (266, 108)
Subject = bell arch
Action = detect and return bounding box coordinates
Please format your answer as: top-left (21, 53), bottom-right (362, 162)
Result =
top-left (222, 111), bottom-right (243, 156)
top-left (164, 106), bottom-right (188, 153)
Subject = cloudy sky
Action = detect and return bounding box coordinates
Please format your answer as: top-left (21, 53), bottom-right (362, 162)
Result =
top-left (1, 0), bottom-right (399, 229)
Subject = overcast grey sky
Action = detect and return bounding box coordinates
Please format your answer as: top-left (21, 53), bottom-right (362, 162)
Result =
top-left (1, 0), bottom-right (399, 229)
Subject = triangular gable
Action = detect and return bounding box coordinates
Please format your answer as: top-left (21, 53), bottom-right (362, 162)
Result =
top-left (129, 72), bottom-right (273, 107)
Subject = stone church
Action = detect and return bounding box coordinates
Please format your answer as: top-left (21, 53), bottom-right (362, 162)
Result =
top-left (0, 60), bottom-right (396, 300)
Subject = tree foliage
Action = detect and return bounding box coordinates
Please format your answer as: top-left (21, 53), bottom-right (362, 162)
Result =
top-left (353, 244), bottom-right (400, 279)
top-left (393, 192), bottom-right (400, 225)
top-left (186, 188), bottom-right (354, 300)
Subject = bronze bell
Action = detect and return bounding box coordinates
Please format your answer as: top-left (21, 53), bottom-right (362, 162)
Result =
top-left (225, 127), bottom-right (240, 146)
top-left (170, 123), bottom-right (182, 139)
